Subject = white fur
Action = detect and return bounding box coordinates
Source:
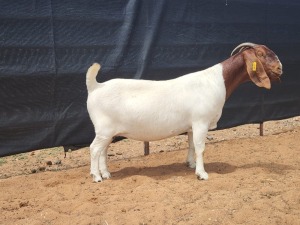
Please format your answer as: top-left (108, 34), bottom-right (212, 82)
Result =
top-left (87, 63), bottom-right (226, 182)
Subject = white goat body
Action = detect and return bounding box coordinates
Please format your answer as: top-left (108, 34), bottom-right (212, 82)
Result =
top-left (88, 64), bottom-right (226, 141)
top-left (87, 63), bottom-right (226, 182)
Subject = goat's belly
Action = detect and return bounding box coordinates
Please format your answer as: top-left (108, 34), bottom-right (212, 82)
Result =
top-left (117, 121), bottom-right (191, 142)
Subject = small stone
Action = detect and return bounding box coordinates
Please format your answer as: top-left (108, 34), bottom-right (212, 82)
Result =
top-left (108, 153), bottom-right (115, 156)
top-left (54, 159), bottom-right (62, 165)
top-left (19, 201), bottom-right (29, 208)
top-left (46, 161), bottom-right (52, 166)
top-left (206, 135), bottom-right (214, 141)
top-left (116, 152), bottom-right (122, 155)
top-left (31, 169), bottom-right (37, 173)
top-left (39, 166), bottom-right (46, 171)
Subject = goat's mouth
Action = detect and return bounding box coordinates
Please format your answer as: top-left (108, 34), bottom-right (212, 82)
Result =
top-left (269, 70), bottom-right (283, 82)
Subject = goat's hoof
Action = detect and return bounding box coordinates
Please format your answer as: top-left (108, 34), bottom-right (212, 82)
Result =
top-left (101, 171), bottom-right (111, 179)
top-left (91, 174), bottom-right (103, 183)
top-left (196, 172), bottom-right (208, 180)
top-left (186, 161), bottom-right (196, 169)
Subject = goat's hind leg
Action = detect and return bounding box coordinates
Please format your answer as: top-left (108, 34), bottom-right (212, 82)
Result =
top-left (98, 141), bottom-right (111, 180)
top-left (186, 131), bottom-right (196, 168)
top-left (90, 135), bottom-right (112, 182)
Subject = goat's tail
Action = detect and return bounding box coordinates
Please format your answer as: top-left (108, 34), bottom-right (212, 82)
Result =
top-left (86, 63), bottom-right (101, 92)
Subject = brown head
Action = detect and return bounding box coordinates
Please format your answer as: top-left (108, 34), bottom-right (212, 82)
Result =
top-left (230, 42), bottom-right (283, 89)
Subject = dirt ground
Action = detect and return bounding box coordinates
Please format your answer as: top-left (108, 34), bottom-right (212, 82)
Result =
top-left (1, 116), bottom-right (299, 225)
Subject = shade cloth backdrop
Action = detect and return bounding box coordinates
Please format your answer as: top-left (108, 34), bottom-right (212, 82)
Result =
top-left (0, 0), bottom-right (299, 156)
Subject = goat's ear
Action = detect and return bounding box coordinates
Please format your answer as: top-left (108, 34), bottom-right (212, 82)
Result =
top-left (243, 51), bottom-right (271, 89)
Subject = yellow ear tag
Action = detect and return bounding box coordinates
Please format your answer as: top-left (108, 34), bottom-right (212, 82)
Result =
top-left (252, 62), bottom-right (257, 72)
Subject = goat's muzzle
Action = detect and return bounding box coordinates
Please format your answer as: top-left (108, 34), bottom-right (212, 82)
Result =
top-left (270, 63), bottom-right (283, 83)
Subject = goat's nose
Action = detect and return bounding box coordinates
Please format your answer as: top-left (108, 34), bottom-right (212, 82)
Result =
top-left (276, 63), bottom-right (283, 74)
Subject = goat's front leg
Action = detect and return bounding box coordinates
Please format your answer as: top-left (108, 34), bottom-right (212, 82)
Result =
top-left (192, 123), bottom-right (209, 180)
top-left (186, 131), bottom-right (196, 168)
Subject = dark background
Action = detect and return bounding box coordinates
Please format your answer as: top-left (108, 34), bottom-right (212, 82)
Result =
top-left (1, 0), bottom-right (299, 156)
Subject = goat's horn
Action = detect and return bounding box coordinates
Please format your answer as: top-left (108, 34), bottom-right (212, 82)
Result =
top-left (231, 42), bottom-right (257, 56)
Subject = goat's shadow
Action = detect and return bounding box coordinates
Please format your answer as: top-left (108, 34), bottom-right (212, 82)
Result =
top-left (111, 162), bottom-right (236, 180)
top-left (111, 161), bottom-right (294, 180)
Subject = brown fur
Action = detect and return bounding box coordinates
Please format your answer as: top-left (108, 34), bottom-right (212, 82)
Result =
top-left (221, 44), bottom-right (283, 100)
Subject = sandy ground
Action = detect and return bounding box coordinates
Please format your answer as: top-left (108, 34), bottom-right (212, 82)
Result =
top-left (0, 116), bottom-right (299, 225)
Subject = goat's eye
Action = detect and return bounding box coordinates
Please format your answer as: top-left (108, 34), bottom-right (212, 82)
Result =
top-left (257, 51), bottom-right (264, 57)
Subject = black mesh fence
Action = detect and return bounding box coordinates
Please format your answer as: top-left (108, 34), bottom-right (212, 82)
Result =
top-left (0, 0), bottom-right (299, 156)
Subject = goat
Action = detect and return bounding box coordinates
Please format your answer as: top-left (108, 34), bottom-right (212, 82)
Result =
top-left (86, 43), bottom-right (283, 182)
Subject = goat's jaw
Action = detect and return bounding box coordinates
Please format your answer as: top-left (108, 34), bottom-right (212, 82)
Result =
top-left (269, 70), bottom-right (282, 83)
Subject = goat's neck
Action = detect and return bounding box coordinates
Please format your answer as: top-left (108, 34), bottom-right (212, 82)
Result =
top-left (221, 55), bottom-right (250, 100)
